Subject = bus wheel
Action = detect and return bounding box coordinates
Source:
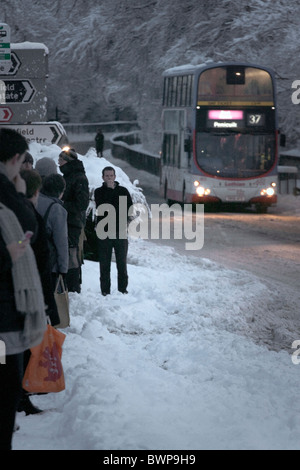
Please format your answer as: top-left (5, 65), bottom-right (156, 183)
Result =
top-left (256, 204), bottom-right (268, 214)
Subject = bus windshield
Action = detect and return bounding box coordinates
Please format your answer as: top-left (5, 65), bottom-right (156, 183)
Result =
top-left (195, 132), bottom-right (276, 178)
top-left (198, 66), bottom-right (274, 104)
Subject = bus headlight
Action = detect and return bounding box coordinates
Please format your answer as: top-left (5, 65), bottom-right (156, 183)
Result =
top-left (196, 186), bottom-right (211, 197)
top-left (260, 187), bottom-right (275, 197)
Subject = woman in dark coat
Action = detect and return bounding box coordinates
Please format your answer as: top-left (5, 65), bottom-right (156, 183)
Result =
top-left (58, 147), bottom-right (89, 293)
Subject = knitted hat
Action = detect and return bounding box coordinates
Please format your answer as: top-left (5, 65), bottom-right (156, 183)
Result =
top-left (35, 157), bottom-right (58, 178)
top-left (59, 146), bottom-right (78, 162)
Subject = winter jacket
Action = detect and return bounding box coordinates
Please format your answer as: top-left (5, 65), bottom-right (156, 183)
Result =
top-left (95, 132), bottom-right (104, 151)
top-left (60, 159), bottom-right (89, 246)
top-left (37, 193), bottom-right (69, 274)
top-left (0, 174), bottom-right (38, 333)
top-left (94, 181), bottom-right (133, 239)
top-left (30, 204), bottom-right (60, 326)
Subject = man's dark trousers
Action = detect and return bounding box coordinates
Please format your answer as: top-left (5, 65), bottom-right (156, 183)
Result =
top-left (97, 238), bottom-right (128, 294)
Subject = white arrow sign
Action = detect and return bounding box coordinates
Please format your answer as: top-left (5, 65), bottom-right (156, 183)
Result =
top-left (3, 79), bottom-right (35, 103)
top-left (0, 122), bottom-right (67, 145)
top-left (23, 81), bottom-right (34, 102)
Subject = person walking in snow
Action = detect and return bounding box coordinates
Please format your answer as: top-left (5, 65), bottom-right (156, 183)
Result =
top-left (94, 166), bottom-right (133, 296)
top-left (58, 146), bottom-right (89, 293)
top-left (95, 128), bottom-right (104, 158)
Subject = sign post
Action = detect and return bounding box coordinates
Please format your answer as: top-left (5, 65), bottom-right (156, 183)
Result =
top-left (0, 23), bottom-right (11, 75)
top-left (0, 26), bottom-right (55, 129)
top-left (0, 43), bottom-right (48, 123)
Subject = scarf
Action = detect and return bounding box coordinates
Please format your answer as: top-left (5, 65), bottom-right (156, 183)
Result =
top-left (0, 202), bottom-right (46, 349)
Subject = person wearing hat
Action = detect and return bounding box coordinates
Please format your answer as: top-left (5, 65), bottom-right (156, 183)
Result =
top-left (35, 157), bottom-right (57, 180)
top-left (58, 147), bottom-right (89, 293)
top-left (21, 151), bottom-right (34, 170)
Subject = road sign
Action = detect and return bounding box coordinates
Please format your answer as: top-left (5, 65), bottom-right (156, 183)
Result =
top-left (0, 24), bottom-right (11, 74)
top-left (0, 44), bottom-right (48, 122)
top-left (0, 106), bottom-right (13, 122)
top-left (2, 79), bottom-right (35, 103)
top-left (0, 122), bottom-right (67, 145)
top-left (0, 51), bottom-right (21, 76)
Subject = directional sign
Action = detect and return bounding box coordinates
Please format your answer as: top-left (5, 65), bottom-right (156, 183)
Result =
top-left (0, 51), bottom-right (21, 76)
top-left (0, 106), bottom-right (13, 122)
top-left (0, 122), bottom-right (67, 145)
top-left (0, 24), bottom-right (11, 74)
top-left (2, 79), bottom-right (35, 103)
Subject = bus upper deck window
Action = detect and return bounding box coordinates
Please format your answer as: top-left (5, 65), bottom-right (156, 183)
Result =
top-left (226, 66), bottom-right (245, 85)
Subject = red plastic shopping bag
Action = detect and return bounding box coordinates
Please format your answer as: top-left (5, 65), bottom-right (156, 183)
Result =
top-left (23, 324), bottom-right (66, 393)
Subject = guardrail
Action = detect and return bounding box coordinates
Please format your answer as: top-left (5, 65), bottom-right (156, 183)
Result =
top-left (110, 131), bottom-right (161, 176)
top-left (63, 121), bottom-right (140, 135)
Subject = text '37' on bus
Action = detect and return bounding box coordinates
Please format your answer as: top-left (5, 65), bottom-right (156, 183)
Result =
top-left (160, 62), bottom-right (283, 213)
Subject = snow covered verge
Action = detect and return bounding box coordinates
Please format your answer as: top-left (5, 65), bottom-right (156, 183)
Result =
top-left (13, 237), bottom-right (300, 450)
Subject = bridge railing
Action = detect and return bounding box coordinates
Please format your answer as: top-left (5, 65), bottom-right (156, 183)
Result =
top-left (63, 121), bottom-right (140, 135)
top-left (110, 131), bottom-right (161, 176)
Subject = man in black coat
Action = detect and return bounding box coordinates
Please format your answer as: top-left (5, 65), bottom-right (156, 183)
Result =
top-left (94, 166), bottom-right (133, 296)
top-left (58, 147), bottom-right (89, 293)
